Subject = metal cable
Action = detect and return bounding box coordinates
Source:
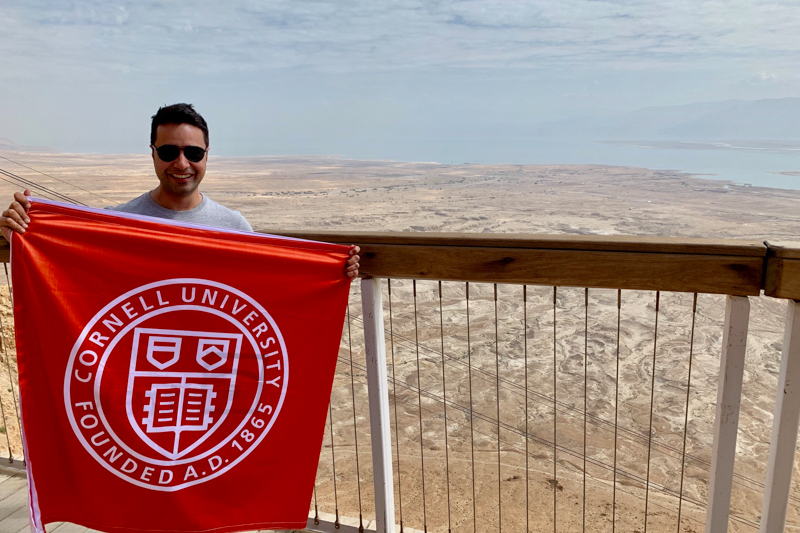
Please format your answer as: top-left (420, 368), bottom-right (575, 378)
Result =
top-left (438, 281), bottom-right (453, 533)
top-left (0, 172), bottom-right (63, 204)
top-left (0, 381), bottom-right (11, 462)
top-left (329, 401), bottom-right (340, 529)
top-left (643, 292), bottom-right (661, 533)
top-left (0, 174), bottom-right (65, 205)
top-left (523, 285), bottom-right (530, 533)
top-left (583, 288), bottom-right (588, 533)
top-left (412, 281), bottom-right (428, 532)
top-left (345, 301), bottom-right (365, 532)
top-left (314, 486), bottom-right (320, 525)
top-left (0, 314), bottom-right (22, 464)
top-left (676, 294), bottom-right (699, 532)
top-left (494, 284), bottom-right (502, 533)
top-left (1, 263), bottom-right (13, 462)
top-left (553, 286), bottom-right (558, 533)
top-left (4, 265), bottom-right (12, 308)
top-left (467, 282), bottom-right (477, 533)
top-left (0, 167), bottom-right (87, 206)
top-left (0, 154), bottom-right (115, 204)
top-left (387, 280), bottom-right (405, 533)
top-left (612, 289), bottom-right (621, 533)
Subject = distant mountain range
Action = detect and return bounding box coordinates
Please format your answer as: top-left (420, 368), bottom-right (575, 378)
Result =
top-left (0, 138), bottom-right (56, 153)
top-left (0, 138), bottom-right (20, 150)
top-left (533, 97), bottom-right (800, 140)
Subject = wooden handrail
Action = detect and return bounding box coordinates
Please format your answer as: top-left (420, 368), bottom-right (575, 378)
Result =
top-left (267, 232), bottom-right (768, 256)
top-left (3, 231), bottom-right (799, 298)
top-left (765, 241), bottom-right (800, 300)
top-left (265, 231), bottom-right (767, 296)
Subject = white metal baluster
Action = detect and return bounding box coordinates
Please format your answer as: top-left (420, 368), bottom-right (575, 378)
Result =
top-left (759, 299), bottom-right (800, 533)
top-left (361, 278), bottom-right (396, 533)
top-left (705, 295), bottom-right (750, 533)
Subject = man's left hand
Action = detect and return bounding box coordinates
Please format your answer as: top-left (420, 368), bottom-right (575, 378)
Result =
top-left (346, 246), bottom-right (360, 278)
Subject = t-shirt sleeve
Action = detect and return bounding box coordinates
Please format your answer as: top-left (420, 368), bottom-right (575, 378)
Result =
top-left (235, 214), bottom-right (254, 232)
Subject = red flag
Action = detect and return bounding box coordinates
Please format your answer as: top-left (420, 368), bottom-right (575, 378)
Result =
top-left (12, 198), bottom-right (351, 532)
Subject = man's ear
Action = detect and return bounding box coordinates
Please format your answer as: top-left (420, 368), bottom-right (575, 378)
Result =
top-left (150, 145), bottom-right (156, 161)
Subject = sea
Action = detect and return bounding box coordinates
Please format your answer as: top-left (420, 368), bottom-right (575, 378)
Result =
top-left (387, 139), bottom-right (800, 190)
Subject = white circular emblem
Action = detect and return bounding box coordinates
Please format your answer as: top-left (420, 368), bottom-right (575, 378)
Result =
top-left (64, 278), bottom-right (289, 491)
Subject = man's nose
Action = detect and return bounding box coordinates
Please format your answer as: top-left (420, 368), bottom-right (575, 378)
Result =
top-left (173, 151), bottom-right (190, 169)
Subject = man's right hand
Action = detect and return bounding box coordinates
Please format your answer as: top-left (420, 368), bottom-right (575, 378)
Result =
top-left (0, 189), bottom-right (32, 242)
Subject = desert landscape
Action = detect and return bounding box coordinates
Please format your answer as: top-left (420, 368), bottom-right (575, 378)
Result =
top-left (0, 151), bottom-right (799, 532)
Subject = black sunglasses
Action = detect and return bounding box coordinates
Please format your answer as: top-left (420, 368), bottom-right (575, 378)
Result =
top-left (154, 144), bottom-right (207, 163)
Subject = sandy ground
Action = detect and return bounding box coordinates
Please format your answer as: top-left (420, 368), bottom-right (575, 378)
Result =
top-left (0, 151), bottom-right (799, 532)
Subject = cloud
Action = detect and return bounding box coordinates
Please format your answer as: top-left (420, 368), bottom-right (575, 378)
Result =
top-left (0, 0), bottom-right (798, 81)
top-left (756, 72), bottom-right (780, 83)
top-left (738, 70), bottom-right (800, 88)
top-left (31, 2), bottom-right (129, 26)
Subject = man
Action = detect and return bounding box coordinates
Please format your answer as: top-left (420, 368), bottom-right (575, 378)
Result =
top-left (1, 103), bottom-right (359, 277)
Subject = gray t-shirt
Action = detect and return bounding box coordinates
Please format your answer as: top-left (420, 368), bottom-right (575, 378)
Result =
top-left (109, 193), bottom-right (252, 232)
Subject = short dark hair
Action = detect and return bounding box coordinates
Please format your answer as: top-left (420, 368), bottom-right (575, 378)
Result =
top-left (150, 103), bottom-right (209, 148)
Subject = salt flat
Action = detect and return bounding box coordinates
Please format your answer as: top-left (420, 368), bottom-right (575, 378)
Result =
top-left (0, 151), bottom-right (799, 533)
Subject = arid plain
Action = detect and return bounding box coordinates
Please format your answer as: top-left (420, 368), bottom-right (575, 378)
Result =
top-left (0, 151), bottom-right (799, 533)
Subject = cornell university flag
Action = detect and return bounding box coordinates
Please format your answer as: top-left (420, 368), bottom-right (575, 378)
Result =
top-left (11, 198), bottom-right (352, 533)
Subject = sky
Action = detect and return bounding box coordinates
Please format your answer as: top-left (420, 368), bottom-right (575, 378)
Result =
top-left (0, 0), bottom-right (798, 160)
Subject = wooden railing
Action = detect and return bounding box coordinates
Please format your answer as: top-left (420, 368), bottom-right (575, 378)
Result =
top-left (265, 232), bottom-right (799, 533)
top-left (2, 233), bottom-right (800, 533)
top-left (1, 231), bottom-right (792, 293)
top-left (266, 232), bottom-right (770, 295)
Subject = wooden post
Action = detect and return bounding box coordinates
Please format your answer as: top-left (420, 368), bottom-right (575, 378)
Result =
top-left (361, 278), bottom-right (396, 533)
top-left (705, 295), bottom-right (750, 533)
top-left (759, 300), bottom-right (800, 533)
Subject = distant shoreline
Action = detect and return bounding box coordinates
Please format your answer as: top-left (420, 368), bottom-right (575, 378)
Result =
top-left (1, 145), bottom-right (799, 191)
top-left (601, 139), bottom-right (800, 153)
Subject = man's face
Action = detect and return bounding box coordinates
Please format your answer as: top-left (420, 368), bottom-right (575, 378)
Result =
top-left (151, 123), bottom-right (207, 198)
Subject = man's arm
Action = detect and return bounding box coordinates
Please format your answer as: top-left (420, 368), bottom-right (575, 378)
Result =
top-left (0, 189), bottom-right (31, 241)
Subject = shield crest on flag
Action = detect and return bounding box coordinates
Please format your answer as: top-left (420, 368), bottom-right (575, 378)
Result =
top-left (125, 328), bottom-right (243, 461)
